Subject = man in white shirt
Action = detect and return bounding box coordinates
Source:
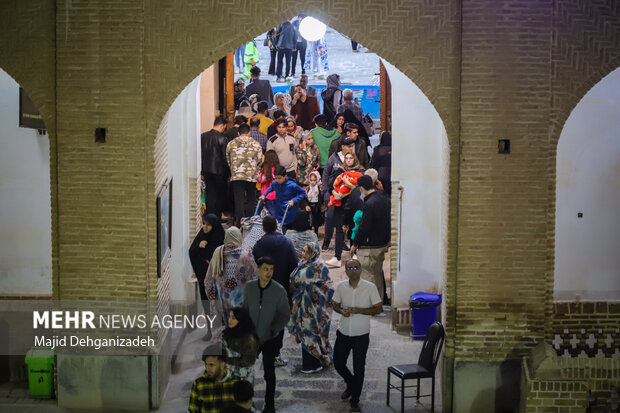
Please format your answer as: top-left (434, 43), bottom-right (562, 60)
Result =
top-left (332, 258), bottom-right (382, 412)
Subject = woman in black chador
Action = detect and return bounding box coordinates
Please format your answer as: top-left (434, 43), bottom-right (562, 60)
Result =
top-left (189, 213), bottom-right (225, 313)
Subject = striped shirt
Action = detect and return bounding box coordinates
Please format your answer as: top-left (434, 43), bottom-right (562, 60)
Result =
top-left (249, 128), bottom-right (268, 153)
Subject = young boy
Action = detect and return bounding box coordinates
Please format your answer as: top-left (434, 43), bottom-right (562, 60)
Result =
top-left (222, 380), bottom-right (254, 413)
top-left (259, 165), bottom-right (306, 227)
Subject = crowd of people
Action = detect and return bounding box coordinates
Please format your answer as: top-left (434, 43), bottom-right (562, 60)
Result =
top-left (188, 247), bottom-right (383, 413)
top-left (238, 15), bottom-right (330, 83)
top-left (189, 24), bottom-right (393, 411)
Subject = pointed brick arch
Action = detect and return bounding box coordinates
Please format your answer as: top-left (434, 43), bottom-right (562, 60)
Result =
top-left (550, 0), bottom-right (620, 148)
top-left (144, 0), bottom-right (461, 147)
top-left (0, 0), bottom-right (59, 298)
top-left (0, 1), bottom-right (56, 135)
top-left (144, 0), bottom-right (463, 357)
top-left (543, 1), bottom-right (620, 338)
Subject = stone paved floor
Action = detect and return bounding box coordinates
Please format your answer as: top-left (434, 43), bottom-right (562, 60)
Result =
top-left (161, 301), bottom-right (441, 413)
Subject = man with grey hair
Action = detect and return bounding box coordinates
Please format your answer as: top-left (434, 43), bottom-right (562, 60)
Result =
top-left (337, 89), bottom-right (364, 122)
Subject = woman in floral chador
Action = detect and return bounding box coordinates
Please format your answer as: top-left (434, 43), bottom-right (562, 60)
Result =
top-left (205, 227), bottom-right (256, 324)
top-left (295, 130), bottom-right (320, 187)
top-left (288, 242), bottom-right (335, 373)
top-left (285, 209), bottom-right (319, 260)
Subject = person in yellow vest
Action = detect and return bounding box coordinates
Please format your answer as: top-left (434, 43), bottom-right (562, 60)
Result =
top-left (241, 40), bottom-right (259, 81)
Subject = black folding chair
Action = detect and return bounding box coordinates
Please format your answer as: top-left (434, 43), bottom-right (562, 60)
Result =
top-left (387, 321), bottom-right (445, 412)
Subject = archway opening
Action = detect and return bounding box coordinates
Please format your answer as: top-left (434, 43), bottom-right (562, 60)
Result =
top-left (0, 67), bottom-right (53, 389)
top-left (553, 66), bottom-right (620, 363)
top-left (0, 67), bottom-right (52, 298)
top-left (554, 66), bottom-right (620, 303)
top-left (153, 18), bottom-right (450, 412)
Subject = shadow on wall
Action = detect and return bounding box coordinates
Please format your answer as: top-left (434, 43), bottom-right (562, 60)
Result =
top-left (495, 359), bottom-right (521, 412)
top-left (455, 359), bottom-right (521, 413)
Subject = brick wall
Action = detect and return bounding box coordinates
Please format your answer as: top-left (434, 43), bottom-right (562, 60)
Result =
top-left (53, 0), bottom-right (152, 301)
top-left (523, 378), bottom-right (588, 413)
top-left (545, 0), bottom-right (620, 343)
top-left (457, 0), bottom-right (552, 360)
top-left (155, 111), bottom-right (170, 346)
top-left (0, 0), bottom-right (618, 390)
top-left (552, 302), bottom-right (619, 358)
top-left (522, 356), bottom-right (620, 413)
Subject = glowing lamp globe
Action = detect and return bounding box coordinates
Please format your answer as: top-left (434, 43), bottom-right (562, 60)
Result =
top-left (299, 17), bottom-right (326, 42)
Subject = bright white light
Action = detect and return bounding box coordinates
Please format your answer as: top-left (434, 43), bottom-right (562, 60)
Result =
top-left (299, 17), bottom-right (327, 42)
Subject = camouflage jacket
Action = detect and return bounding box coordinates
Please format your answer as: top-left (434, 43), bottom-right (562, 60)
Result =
top-left (226, 136), bottom-right (263, 182)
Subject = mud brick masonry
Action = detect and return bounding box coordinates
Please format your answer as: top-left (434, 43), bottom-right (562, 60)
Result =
top-left (0, 0), bottom-right (618, 411)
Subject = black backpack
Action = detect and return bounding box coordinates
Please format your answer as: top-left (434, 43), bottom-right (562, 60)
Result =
top-left (321, 87), bottom-right (341, 121)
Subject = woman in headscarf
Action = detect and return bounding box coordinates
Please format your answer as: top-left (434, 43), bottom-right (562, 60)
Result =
top-left (328, 151), bottom-right (365, 205)
top-left (370, 131), bottom-right (392, 196)
top-left (223, 307), bottom-right (260, 383)
top-left (288, 242), bottom-right (334, 373)
top-left (295, 130), bottom-right (321, 186)
top-left (188, 213), bottom-right (225, 313)
top-left (286, 116), bottom-right (303, 145)
top-left (204, 226), bottom-right (257, 324)
top-left (285, 209), bottom-right (319, 260)
top-left (324, 151), bottom-right (365, 268)
top-left (328, 113), bottom-right (346, 135)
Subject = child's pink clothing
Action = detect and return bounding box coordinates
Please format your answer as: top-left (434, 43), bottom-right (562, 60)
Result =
top-left (257, 167), bottom-right (276, 200)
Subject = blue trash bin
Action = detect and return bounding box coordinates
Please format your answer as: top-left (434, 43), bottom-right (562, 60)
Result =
top-left (409, 292), bottom-right (442, 340)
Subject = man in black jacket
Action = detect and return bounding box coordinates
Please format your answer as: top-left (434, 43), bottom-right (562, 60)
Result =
top-left (201, 116), bottom-right (229, 218)
top-left (244, 66), bottom-right (274, 107)
top-left (350, 175), bottom-right (391, 300)
top-left (328, 123), bottom-right (369, 168)
top-left (275, 21), bottom-right (297, 82)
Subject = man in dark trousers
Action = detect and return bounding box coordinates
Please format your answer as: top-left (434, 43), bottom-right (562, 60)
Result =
top-left (243, 256), bottom-right (291, 413)
top-left (275, 20), bottom-right (297, 82)
top-left (252, 215), bottom-right (298, 368)
top-left (201, 116), bottom-right (230, 219)
top-left (332, 258), bottom-right (382, 412)
top-left (350, 175), bottom-right (391, 298)
top-left (290, 15), bottom-right (307, 77)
